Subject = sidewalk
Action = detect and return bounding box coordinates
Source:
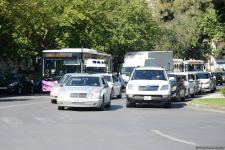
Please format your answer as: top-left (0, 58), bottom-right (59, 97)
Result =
top-left (188, 90), bottom-right (225, 113)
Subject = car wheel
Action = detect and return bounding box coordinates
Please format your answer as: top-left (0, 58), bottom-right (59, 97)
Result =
top-left (191, 91), bottom-right (195, 98)
top-left (110, 88), bottom-right (114, 99)
top-left (126, 100), bottom-right (136, 108)
top-left (51, 99), bottom-right (57, 104)
top-left (30, 86), bottom-right (34, 94)
top-left (18, 87), bottom-right (22, 95)
top-left (186, 89), bottom-right (191, 98)
top-left (164, 101), bottom-right (171, 108)
top-left (117, 89), bottom-right (122, 99)
top-left (98, 98), bottom-right (105, 111)
top-left (105, 100), bottom-right (111, 108)
top-left (181, 96), bottom-right (185, 101)
top-left (58, 106), bottom-right (64, 110)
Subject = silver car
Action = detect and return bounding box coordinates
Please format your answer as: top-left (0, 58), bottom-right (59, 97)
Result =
top-left (57, 74), bottom-right (111, 111)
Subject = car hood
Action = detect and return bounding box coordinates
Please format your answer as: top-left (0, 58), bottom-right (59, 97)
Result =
top-left (60, 86), bottom-right (103, 93)
top-left (199, 79), bottom-right (210, 84)
top-left (128, 80), bottom-right (169, 86)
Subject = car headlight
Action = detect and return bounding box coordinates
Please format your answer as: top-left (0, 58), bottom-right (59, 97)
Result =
top-left (127, 84), bottom-right (138, 90)
top-left (8, 82), bottom-right (18, 87)
top-left (89, 89), bottom-right (101, 98)
top-left (58, 91), bottom-right (67, 97)
top-left (160, 85), bottom-right (169, 90)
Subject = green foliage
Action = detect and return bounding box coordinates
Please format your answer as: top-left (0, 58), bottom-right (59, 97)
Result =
top-left (1, 0), bottom-right (160, 62)
top-left (154, 0), bottom-right (225, 60)
top-left (220, 87), bottom-right (225, 97)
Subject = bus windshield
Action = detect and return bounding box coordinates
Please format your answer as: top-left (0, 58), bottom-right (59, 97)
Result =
top-left (43, 59), bottom-right (81, 78)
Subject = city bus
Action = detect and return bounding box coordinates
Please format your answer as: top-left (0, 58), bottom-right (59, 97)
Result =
top-left (42, 48), bottom-right (112, 92)
top-left (173, 59), bottom-right (205, 72)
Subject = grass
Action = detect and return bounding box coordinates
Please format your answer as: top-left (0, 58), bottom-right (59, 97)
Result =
top-left (192, 98), bottom-right (225, 108)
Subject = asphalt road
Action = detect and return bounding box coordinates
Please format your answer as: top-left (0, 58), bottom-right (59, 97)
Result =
top-left (0, 88), bottom-right (225, 150)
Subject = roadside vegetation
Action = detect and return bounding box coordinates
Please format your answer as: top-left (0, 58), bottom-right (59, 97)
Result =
top-left (0, 0), bottom-right (225, 72)
top-left (221, 87), bottom-right (225, 97)
top-left (192, 98), bottom-right (225, 108)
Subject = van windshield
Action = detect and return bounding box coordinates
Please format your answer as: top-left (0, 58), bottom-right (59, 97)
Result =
top-left (131, 70), bottom-right (166, 80)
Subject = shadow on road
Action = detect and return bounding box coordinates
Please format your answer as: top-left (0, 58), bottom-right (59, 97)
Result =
top-left (65, 104), bottom-right (123, 112)
top-left (130, 102), bottom-right (187, 109)
top-left (0, 98), bottom-right (31, 102)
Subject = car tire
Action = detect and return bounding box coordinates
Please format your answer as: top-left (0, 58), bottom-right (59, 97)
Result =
top-left (51, 99), bottom-right (57, 104)
top-left (98, 98), bottom-right (105, 111)
top-left (18, 87), bottom-right (22, 95)
top-left (58, 106), bottom-right (64, 110)
top-left (126, 100), bottom-right (136, 108)
top-left (105, 100), bottom-right (111, 108)
top-left (117, 89), bottom-right (122, 99)
top-left (110, 88), bottom-right (114, 99)
top-left (191, 92), bottom-right (195, 98)
top-left (164, 101), bottom-right (171, 108)
top-left (181, 96), bottom-right (185, 101)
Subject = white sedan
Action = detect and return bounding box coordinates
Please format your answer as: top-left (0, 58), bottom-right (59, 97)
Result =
top-left (50, 73), bottom-right (75, 103)
top-left (57, 74), bottom-right (111, 111)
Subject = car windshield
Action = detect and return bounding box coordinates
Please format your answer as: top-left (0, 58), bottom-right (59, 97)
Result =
top-left (131, 70), bottom-right (166, 80)
top-left (197, 73), bottom-right (209, 79)
top-left (58, 75), bottom-right (71, 84)
top-left (103, 76), bottom-right (112, 82)
top-left (66, 76), bottom-right (100, 86)
top-left (121, 67), bottom-right (135, 76)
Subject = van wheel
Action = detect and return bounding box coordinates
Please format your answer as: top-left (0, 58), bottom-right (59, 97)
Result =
top-left (181, 96), bottom-right (185, 101)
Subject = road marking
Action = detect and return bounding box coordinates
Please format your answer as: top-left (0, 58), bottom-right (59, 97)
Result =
top-left (1, 117), bottom-right (24, 125)
top-left (152, 130), bottom-right (197, 146)
top-left (34, 117), bottom-right (56, 124)
top-left (0, 101), bottom-right (47, 110)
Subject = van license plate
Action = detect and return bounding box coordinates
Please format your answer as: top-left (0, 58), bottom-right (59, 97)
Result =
top-left (144, 96), bottom-right (152, 100)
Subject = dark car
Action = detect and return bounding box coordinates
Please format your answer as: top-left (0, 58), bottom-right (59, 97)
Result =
top-left (168, 73), bottom-right (186, 101)
top-left (0, 74), bottom-right (34, 95)
top-left (211, 72), bottom-right (223, 86)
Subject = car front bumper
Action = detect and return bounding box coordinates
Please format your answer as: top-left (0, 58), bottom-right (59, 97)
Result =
top-left (126, 94), bottom-right (170, 104)
top-left (57, 98), bottom-right (103, 108)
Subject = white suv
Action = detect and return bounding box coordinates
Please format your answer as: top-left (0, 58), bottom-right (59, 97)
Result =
top-left (126, 67), bottom-right (172, 108)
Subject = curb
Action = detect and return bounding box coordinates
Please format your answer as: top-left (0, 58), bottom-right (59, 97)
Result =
top-left (187, 102), bottom-right (225, 114)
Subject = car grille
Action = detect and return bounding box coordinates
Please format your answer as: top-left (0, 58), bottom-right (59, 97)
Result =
top-left (138, 86), bottom-right (159, 91)
top-left (70, 93), bottom-right (87, 98)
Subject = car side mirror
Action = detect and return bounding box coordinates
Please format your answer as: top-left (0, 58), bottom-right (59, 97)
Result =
top-left (104, 83), bottom-right (109, 88)
top-left (169, 77), bottom-right (175, 81)
top-left (189, 79), bottom-right (194, 82)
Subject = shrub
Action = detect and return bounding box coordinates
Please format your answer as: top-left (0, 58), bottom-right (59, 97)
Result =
top-left (220, 87), bottom-right (225, 97)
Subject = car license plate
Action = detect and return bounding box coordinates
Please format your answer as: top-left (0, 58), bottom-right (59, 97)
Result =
top-left (144, 96), bottom-right (152, 100)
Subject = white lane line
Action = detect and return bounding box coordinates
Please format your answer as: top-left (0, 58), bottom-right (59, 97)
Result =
top-left (34, 117), bottom-right (56, 124)
top-left (0, 101), bottom-right (47, 110)
top-left (152, 130), bottom-right (197, 146)
top-left (1, 117), bottom-right (24, 125)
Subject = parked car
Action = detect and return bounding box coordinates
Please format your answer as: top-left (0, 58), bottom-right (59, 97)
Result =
top-left (168, 72), bottom-right (196, 98)
top-left (222, 72), bottom-right (225, 83)
top-left (210, 72), bottom-right (223, 85)
top-left (50, 73), bottom-right (75, 104)
top-left (0, 73), bottom-right (34, 94)
top-left (125, 67), bottom-right (172, 108)
top-left (168, 73), bottom-right (186, 101)
top-left (98, 73), bottom-right (122, 99)
top-left (196, 72), bottom-right (216, 93)
top-left (57, 74), bottom-right (111, 111)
